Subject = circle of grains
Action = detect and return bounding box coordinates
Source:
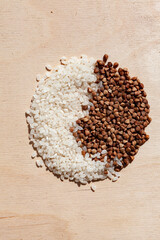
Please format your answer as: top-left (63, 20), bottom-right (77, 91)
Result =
top-left (71, 54), bottom-right (151, 172)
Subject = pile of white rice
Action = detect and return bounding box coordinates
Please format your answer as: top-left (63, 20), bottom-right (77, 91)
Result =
top-left (26, 55), bottom-right (122, 184)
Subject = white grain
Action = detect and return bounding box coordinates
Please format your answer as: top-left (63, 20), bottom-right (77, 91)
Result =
top-left (36, 159), bottom-right (44, 168)
top-left (45, 64), bottom-right (52, 71)
top-left (36, 74), bottom-right (41, 82)
top-left (91, 184), bottom-right (96, 192)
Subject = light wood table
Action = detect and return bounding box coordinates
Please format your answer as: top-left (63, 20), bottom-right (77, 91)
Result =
top-left (0, 1), bottom-right (160, 239)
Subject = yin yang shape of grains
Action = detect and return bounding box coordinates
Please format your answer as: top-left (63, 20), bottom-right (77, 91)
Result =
top-left (26, 54), bottom-right (151, 184)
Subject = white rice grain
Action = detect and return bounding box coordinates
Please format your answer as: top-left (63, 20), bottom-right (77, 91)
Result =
top-left (36, 159), bottom-right (44, 168)
top-left (45, 64), bottom-right (52, 71)
top-left (91, 184), bottom-right (96, 192)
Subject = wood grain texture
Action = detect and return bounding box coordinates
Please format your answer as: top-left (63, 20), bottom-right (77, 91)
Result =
top-left (0, 0), bottom-right (160, 239)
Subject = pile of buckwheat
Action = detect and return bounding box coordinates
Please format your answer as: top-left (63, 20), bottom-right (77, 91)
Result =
top-left (71, 54), bottom-right (151, 173)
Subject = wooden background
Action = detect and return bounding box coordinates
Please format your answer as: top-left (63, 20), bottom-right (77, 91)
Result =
top-left (0, 0), bottom-right (160, 239)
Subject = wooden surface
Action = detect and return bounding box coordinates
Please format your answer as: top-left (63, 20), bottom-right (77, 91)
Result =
top-left (0, 0), bottom-right (160, 239)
